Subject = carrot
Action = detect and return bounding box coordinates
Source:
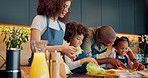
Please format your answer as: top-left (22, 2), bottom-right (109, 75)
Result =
top-left (117, 67), bottom-right (125, 70)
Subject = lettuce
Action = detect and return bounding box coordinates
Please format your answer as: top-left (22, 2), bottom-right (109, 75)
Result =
top-left (74, 45), bottom-right (82, 56)
top-left (86, 63), bottom-right (105, 74)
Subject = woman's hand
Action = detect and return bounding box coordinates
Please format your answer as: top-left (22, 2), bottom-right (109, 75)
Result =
top-left (61, 45), bottom-right (77, 59)
top-left (80, 57), bottom-right (99, 66)
top-left (108, 58), bottom-right (126, 68)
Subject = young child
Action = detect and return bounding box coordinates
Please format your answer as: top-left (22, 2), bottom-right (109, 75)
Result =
top-left (64, 21), bottom-right (99, 73)
top-left (106, 37), bottom-right (133, 69)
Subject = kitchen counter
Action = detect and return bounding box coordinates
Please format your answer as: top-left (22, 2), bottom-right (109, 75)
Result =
top-left (0, 66), bottom-right (148, 78)
top-left (20, 66), bottom-right (118, 78)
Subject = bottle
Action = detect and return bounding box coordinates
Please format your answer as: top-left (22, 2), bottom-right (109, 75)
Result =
top-left (50, 51), bottom-right (60, 78)
top-left (30, 40), bottom-right (49, 78)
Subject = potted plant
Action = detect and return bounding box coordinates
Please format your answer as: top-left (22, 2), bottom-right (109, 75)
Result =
top-left (0, 25), bottom-right (30, 78)
top-left (139, 35), bottom-right (148, 63)
top-left (0, 26), bottom-right (30, 49)
top-left (128, 37), bottom-right (144, 62)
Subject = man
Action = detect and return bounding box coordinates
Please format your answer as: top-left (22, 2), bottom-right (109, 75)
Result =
top-left (81, 26), bottom-right (144, 70)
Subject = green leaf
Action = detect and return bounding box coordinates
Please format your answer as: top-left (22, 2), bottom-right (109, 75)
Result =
top-left (86, 63), bottom-right (105, 74)
top-left (0, 26), bottom-right (30, 49)
top-left (74, 45), bottom-right (82, 55)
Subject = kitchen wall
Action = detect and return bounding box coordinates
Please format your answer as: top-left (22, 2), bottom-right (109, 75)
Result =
top-left (70, 0), bottom-right (146, 34)
top-left (0, 0), bottom-right (147, 34)
top-left (145, 0), bottom-right (148, 34)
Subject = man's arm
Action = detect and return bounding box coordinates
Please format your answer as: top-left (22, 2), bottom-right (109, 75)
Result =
top-left (81, 28), bottom-right (97, 57)
top-left (127, 47), bottom-right (136, 62)
top-left (81, 34), bottom-right (94, 57)
top-left (127, 48), bottom-right (144, 70)
top-left (96, 58), bottom-right (126, 68)
top-left (96, 58), bottom-right (110, 65)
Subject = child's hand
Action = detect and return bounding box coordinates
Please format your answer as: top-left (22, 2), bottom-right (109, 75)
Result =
top-left (80, 57), bottom-right (98, 66)
top-left (73, 55), bottom-right (78, 60)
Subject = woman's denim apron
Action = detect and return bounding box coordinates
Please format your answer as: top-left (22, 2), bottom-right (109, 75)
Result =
top-left (28, 18), bottom-right (64, 66)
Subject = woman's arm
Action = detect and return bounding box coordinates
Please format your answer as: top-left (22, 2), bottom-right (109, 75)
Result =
top-left (30, 29), bottom-right (41, 52)
top-left (30, 29), bottom-right (77, 59)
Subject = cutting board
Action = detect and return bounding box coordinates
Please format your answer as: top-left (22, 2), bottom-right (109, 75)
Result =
top-left (137, 70), bottom-right (148, 77)
top-left (86, 73), bottom-right (118, 77)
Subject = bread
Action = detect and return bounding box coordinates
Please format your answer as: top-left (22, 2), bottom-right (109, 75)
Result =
top-left (106, 69), bottom-right (125, 75)
top-left (106, 69), bottom-right (117, 74)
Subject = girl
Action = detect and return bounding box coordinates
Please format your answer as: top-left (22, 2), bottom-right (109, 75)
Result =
top-left (64, 21), bottom-right (98, 73)
top-left (29, 0), bottom-right (77, 65)
top-left (106, 37), bottom-right (133, 69)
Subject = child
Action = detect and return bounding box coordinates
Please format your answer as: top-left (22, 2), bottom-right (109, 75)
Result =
top-left (106, 37), bottom-right (133, 69)
top-left (64, 21), bottom-right (99, 73)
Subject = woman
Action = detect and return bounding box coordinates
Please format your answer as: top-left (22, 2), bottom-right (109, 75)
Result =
top-left (29, 0), bottom-right (77, 65)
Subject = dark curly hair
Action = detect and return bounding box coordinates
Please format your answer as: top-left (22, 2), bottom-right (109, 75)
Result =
top-left (64, 21), bottom-right (89, 43)
top-left (37, 0), bottom-right (72, 23)
top-left (113, 36), bottom-right (129, 47)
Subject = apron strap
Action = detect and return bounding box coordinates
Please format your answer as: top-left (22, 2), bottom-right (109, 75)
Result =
top-left (91, 42), bottom-right (107, 54)
top-left (46, 17), bottom-right (62, 31)
top-left (47, 16), bottom-right (50, 28)
top-left (116, 52), bottom-right (128, 65)
top-left (57, 21), bottom-right (63, 30)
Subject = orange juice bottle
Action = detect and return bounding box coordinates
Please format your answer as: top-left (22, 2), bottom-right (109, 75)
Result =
top-left (30, 53), bottom-right (49, 78)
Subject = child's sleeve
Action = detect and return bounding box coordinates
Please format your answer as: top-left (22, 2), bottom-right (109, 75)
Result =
top-left (108, 52), bottom-right (116, 58)
top-left (64, 55), bottom-right (82, 70)
top-left (106, 52), bottom-right (116, 68)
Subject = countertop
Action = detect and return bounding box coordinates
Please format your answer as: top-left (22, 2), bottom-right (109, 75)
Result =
top-left (0, 66), bottom-right (148, 78)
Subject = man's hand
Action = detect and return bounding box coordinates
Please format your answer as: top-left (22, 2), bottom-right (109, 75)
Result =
top-left (133, 62), bottom-right (144, 71)
top-left (108, 58), bottom-right (126, 68)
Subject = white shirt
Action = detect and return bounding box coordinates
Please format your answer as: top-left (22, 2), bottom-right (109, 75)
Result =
top-left (64, 55), bottom-right (82, 70)
top-left (31, 15), bottom-right (66, 35)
